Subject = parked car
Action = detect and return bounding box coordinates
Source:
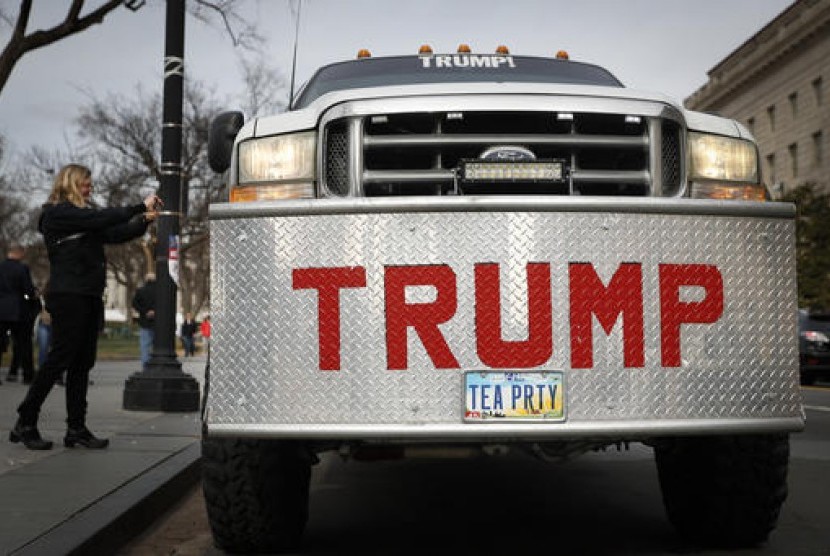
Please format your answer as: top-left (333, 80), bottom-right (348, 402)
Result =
top-left (798, 308), bottom-right (830, 385)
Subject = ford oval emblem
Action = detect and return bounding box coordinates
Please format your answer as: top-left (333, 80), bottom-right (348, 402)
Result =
top-left (479, 145), bottom-right (537, 161)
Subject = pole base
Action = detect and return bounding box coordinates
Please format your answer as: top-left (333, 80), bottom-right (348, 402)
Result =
top-left (123, 364), bottom-right (200, 412)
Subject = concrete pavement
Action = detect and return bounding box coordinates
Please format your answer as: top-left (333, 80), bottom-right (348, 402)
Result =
top-left (0, 357), bottom-right (205, 555)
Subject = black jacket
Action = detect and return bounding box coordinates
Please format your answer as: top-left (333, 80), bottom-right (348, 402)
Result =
top-left (39, 201), bottom-right (148, 297)
top-left (0, 258), bottom-right (37, 322)
top-left (180, 319), bottom-right (197, 338)
top-left (132, 279), bottom-right (157, 329)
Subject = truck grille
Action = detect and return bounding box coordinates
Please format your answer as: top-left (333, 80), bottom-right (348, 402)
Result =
top-left (323, 111), bottom-right (682, 197)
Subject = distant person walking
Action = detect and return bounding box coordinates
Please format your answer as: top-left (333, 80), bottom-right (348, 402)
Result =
top-left (132, 273), bottom-right (157, 368)
top-left (200, 315), bottom-right (211, 352)
top-left (11, 163), bottom-right (161, 450)
top-left (180, 312), bottom-right (197, 357)
top-left (8, 284), bottom-right (42, 385)
top-left (7, 287), bottom-right (41, 384)
top-left (0, 243), bottom-right (38, 385)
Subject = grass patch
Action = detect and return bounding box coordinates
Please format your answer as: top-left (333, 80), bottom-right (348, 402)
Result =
top-left (34, 325), bottom-right (201, 363)
top-left (94, 325), bottom-right (205, 360)
top-left (97, 332), bottom-right (141, 360)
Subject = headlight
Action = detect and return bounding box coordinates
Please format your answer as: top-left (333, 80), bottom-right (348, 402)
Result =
top-left (688, 132), bottom-right (765, 201)
top-left (233, 131), bottom-right (316, 202)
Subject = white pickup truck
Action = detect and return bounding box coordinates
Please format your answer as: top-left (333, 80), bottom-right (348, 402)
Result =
top-left (203, 48), bottom-right (803, 553)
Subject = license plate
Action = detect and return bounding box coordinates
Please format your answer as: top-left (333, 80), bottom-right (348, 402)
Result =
top-left (464, 371), bottom-right (565, 421)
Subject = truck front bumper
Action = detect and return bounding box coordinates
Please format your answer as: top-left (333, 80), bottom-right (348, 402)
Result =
top-left (206, 197), bottom-right (804, 439)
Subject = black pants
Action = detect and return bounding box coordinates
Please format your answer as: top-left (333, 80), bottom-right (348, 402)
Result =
top-left (17, 294), bottom-right (102, 429)
top-left (8, 318), bottom-right (36, 381)
top-left (0, 321), bottom-right (10, 363)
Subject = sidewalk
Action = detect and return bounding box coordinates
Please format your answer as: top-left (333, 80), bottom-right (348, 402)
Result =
top-left (0, 357), bottom-right (205, 555)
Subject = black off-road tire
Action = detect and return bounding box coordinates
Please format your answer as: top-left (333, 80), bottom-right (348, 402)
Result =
top-left (654, 433), bottom-right (789, 548)
top-left (202, 436), bottom-right (312, 553)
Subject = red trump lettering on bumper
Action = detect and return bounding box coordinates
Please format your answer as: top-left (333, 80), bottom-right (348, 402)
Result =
top-left (292, 262), bottom-right (724, 371)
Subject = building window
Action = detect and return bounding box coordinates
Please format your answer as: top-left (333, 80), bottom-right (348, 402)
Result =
top-left (813, 77), bottom-right (823, 106)
top-left (789, 143), bottom-right (798, 179)
top-left (747, 117), bottom-right (755, 134)
top-left (814, 131), bottom-right (824, 167)
top-left (766, 153), bottom-right (776, 185)
top-left (789, 92), bottom-right (798, 118)
top-left (767, 105), bottom-right (776, 131)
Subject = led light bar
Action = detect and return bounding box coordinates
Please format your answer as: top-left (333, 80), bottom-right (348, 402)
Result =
top-left (462, 161), bottom-right (565, 182)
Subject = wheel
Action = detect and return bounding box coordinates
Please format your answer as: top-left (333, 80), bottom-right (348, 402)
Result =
top-left (202, 436), bottom-right (312, 553)
top-left (654, 434), bottom-right (789, 548)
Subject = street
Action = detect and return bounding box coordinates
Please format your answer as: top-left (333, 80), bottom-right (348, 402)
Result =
top-left (119, 385), bottom-right (830, 556)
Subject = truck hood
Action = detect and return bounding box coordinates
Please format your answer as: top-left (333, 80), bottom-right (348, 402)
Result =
top-left (246, 82), bottom-right (747, 142)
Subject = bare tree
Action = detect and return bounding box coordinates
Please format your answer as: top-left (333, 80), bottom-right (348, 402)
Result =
top-left (0, 187), bottom-right (27, 244)
top-left (0, 140), bottom-right (51, 286)
top-left (0, 139), bottom-right (41, 243)
top-left (0, 0), bottom-right (260, 98)
top-left (75, 81), bottom-right (228, 317)
top-left (240, 56), bottom-right (288, 118)
top-left (0, 0), bottom-right (124, 95)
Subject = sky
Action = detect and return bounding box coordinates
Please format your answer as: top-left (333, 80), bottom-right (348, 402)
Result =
top-left (0, 0), bottom-right (795, 163)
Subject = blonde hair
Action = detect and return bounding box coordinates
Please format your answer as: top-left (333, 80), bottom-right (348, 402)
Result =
top-left (48, 163), bottom-right (91, 207)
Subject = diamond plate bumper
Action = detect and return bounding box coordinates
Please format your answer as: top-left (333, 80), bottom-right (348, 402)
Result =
top-left (206, 198), bottom-right (804, 439)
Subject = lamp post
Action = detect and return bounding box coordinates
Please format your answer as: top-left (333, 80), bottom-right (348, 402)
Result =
top-left (123, 0), bottom-right (200, 411)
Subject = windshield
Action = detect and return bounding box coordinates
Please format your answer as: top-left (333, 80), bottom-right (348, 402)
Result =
top-left (293, 54), bottom-right (623, 109)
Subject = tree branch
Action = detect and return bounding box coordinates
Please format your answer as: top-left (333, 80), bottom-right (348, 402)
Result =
top-left (0, 0), bottom-right (125, 94)
top-left (20, 0), bottom-right (124, 54)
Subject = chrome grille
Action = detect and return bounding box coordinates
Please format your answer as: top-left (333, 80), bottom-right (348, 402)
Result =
top-left (324, 121), bottom-right (349, 196)
top-left (323, 110), bottom-right (683, 197)
top-left (661, 120), bottom-right (682, 196)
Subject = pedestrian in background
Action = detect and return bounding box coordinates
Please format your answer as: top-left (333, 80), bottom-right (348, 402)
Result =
top-left (132, 273), bottom-right (157, 368)
top-left (8, 284), bottom-right (42, 385)
top-left (200, 315), bottom-right (211, 352)
top-left (11, 163), bottom-right (161, 450)
top-left (0, 243), bottom-right (38, 385)
top-left (180, 312), bottom-right (197, 357)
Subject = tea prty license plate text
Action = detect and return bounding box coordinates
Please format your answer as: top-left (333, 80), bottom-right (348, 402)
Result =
top-left (464, 371), bottom-right (564, 421)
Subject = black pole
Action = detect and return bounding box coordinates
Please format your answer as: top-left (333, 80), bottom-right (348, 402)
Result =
top-left (123, 0), bottom-right (199, 411)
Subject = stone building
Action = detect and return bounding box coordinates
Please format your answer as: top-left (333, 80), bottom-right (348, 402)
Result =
top-left (685, 0), bottom-right (830, 198)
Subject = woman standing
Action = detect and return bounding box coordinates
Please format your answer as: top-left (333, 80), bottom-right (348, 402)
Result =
top-left (10, 163), bottom-right (161, 450)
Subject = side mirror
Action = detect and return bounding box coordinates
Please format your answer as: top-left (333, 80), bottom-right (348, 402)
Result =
top-left (208, 111), bottom-right (245, 173)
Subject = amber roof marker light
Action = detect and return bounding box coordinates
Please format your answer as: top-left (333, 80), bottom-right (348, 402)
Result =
top-left (356, 48), bottom-right (372, 58)
top-left (419, 44), bottom-right (434, 55)
top-left (457, 44), bottom-right (472, 53)
top-left (495, 45), bottom-right (510, 54)
top-left (556, 50), bottom-right (570, 60)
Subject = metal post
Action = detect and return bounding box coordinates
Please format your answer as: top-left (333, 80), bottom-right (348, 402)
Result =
top-left (123, 0), bottom-right (200, 411)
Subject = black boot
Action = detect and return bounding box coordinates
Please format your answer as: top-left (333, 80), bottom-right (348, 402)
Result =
top-left (9, 421), bottom-right (53, 450)
top-left (64, 426), bottom-right (109, 449)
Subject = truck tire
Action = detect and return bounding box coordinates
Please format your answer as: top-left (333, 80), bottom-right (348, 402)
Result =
top-left (654, 434), bottom-right (789, 548)
top-left (202, 437), bottom-right (312, 553)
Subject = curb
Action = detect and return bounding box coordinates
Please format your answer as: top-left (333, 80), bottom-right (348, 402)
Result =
top-left (12, 442), bottom-right (202, 556)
